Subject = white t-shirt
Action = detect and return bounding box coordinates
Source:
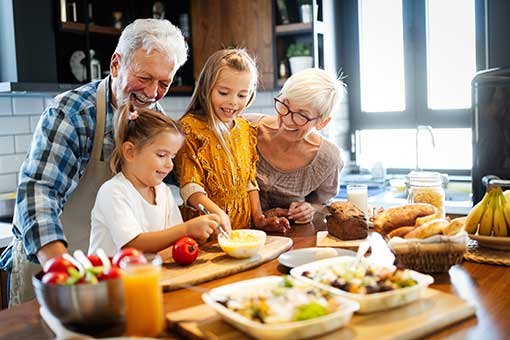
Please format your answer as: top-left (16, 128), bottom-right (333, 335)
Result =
top-left (88, 172), bottom-right (183, 256)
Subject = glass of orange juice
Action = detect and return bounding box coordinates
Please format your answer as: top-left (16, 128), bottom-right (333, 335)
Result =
top-left (120, 253), bottom-right (164, 337)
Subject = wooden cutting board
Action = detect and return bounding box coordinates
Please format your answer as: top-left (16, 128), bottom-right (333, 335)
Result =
top-left (167, 288), bottom-right (476, 340)
top-left (316, 230), bottom-right (373, 250)
top-left (160, 236), bottom-right (293, 290)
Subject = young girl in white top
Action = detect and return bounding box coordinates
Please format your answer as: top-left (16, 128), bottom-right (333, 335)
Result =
top-left (89, 105), bottom-right (220, 256)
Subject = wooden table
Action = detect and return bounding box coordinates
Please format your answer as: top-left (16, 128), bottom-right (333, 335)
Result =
top-left (0, 219), bottom-right (509, 340)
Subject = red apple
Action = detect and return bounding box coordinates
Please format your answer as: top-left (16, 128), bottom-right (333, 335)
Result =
top-left (87, 255), bottom-right (103, 267)
top-left (99, 267), bottom-right (123, 281)
top-left (43, 256), bottom-right (77, 274)
top-left (112, 247), bottom-right (144, 268)
top-left (42, 272), bottom-right (70, 284)
top-left (172, 237), bottom-right (199, 265)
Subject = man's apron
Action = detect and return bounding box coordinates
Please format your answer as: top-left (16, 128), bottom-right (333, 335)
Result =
top-left (9, 79), bottom-right (113, 306)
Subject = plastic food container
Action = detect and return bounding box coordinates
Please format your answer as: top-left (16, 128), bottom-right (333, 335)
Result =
top-left (290, 256), bottom-right (434, 314)
top-left (202, 276), bottom-right (359, 340)
top-left (218, 229), bottom-right (266, 259)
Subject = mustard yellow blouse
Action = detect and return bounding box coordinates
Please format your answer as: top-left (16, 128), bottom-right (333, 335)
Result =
top-left (176, 114), bottom-right (259, 229)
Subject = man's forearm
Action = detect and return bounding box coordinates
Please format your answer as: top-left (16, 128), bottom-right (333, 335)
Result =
top-left (36, 241), bottom-right (68, 267)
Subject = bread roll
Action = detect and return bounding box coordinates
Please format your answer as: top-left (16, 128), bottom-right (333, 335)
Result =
top-left (387, 226), bottom-right (416, 239)
top-left (415, 213), bottom-right (442, 226)
top-left (404, 218), bottom-right (449, 239)
top-left (442, 217), bottom-right (466, 236)
top-left (373, 203), bottom-right (438, 234)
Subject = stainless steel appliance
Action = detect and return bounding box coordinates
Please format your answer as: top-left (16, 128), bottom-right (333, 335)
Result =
top-left (472, 68), bottom-right (510, 204)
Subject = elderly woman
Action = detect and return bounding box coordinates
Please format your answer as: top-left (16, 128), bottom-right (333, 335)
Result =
top-left (245, 68), bottom-right (345, 225)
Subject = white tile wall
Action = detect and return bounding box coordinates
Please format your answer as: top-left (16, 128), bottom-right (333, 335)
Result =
top-left (0, 174), bottom-right (17, 193)
top-left (14, 134), bottom-right (33, 153)
top-left (0, 94), bottom-right (46, 195)
top-left (0, 154), bottom-right (25, 173)
top-left (0, 136), bottom-right (14, 155)
top-left (0, 97), bottom-right (12, 115)
top-left (0, 116), bottom-right (30, 134)
top-left (12, 96), bottom-right (45, 115)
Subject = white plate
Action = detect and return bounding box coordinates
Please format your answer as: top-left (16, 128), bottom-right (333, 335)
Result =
top-left (202, 276), bottom-right (359, 340)
top-left (468, 234), bottom-right (510, 250)
top-left (278, 247), bottom-right (355, 268)
top-left (290, 256), bottom-right (434, 314)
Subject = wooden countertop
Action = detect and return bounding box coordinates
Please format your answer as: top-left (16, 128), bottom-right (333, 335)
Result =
top-left (0, 217), bottom-right (509, 340)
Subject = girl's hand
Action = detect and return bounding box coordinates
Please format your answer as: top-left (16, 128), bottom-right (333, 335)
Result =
top-left (185, 215), bottom-right (221, 241)
top-left (212, 209), bottom-right (232, 233)
top-left (288, 201), bottom-right (315, 224)
top-left (253, 214), bottom-right (291, 233)
top-left (264, 208), bottom-right (289, 219)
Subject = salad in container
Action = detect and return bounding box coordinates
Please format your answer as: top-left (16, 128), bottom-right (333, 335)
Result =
top-left (290, 256), bottom-right (434, 314)
top-left (202, 275), bottom-right (359, 340)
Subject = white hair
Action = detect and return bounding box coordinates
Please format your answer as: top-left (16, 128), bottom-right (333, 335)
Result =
top-left (279, 68), bottom-right (346, 121)
top-left (115, 18), bottom-right (188, 69)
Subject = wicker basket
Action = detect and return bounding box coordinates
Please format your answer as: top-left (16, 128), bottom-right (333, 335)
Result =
top-left (388, 232), bottom-right (468, 273)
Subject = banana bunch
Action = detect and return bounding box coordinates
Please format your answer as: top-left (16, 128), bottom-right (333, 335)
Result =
top-left (465, 187), bottom-right (510, 237)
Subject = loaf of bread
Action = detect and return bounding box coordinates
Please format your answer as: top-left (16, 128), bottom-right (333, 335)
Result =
top-left (373, 203), bottom-right (438, 235)
top-left (404, 218), bottom-right (450, 239)
top-left (415, 213), bottom-right (442, 226)
top-left (326, 201), bottom-right (368, 240)
top-left (387, 226), bottom-right (416, 239)
top-left (442, 217), bottom-right (466, 236)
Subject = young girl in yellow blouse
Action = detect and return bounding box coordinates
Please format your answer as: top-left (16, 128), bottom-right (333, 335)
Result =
top-left (176, 48), bottom-right (289, 232)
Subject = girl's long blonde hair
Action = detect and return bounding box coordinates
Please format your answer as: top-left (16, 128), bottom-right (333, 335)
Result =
top-left (110, 104), bottom-right (183, 173)
top-left (184, 48), bottom-right (258, 166)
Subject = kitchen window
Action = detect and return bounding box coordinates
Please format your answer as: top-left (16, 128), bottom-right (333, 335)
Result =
top-left (342, 0), bottom-right (480, 173)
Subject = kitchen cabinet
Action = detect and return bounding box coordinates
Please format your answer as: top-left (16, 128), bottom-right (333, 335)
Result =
top-left (274, 0), bottom-right (339, 87)
top-left (190, 0), bottom-right (274, 90)
top-left (0, 0), bottom-right (194, 94)
top-left (55, 0), bottom-right (194, 94)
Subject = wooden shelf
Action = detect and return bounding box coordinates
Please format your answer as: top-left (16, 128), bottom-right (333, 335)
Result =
top-left (275, 22), bottom-right (313, 35)
top-left (61, 22), bottom-right (121, 36)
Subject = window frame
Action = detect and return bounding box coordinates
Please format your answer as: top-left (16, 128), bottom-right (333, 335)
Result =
top-left (342, 0), bottom-right (486, 131)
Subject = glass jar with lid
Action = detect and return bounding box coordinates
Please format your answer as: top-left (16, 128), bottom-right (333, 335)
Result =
top-left (406, 171), bottom-right (445, 217)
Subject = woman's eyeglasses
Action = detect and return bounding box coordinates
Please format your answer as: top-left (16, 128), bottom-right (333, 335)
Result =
top-left (274, 98), bottom-right (320, 126)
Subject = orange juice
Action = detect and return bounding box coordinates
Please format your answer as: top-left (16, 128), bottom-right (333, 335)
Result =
top-left (121, 254), bottom-right (164, 337)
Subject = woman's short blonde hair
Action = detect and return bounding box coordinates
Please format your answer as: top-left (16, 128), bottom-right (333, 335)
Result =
top-left (279, 68), bottom-right (346, 121)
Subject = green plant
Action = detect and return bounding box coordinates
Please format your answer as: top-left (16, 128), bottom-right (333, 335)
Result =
top-left (286, 43), bottom-right (312, 58)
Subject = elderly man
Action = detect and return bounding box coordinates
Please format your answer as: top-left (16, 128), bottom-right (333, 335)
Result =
top-left (0, 18), bottom-right (188, 305)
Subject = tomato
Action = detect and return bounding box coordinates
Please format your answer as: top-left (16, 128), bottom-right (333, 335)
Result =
top-left (87, 255), bottom-right (103, 267)
top-left (42, 271), bottom-right (70, 284)
top-left (98, 267), bottom-right (123, 281)
top-left (112, 247), bottom-right (143, 268)
top-left (43, 256), bottom-right (77, 274)
top-left (172, 237), bottom-right (199, 265)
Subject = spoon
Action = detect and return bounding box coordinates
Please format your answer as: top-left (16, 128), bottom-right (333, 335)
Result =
top-left (367, 232), bottom-right (395, 267)
top-left (353, 240), bottom-right (370, 270)
top-left (197, 203), bottom-right (232, 241)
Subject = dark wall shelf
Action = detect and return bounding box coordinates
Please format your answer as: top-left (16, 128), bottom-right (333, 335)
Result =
top-left (61, 22), bottom-right (121, 36)
top-left (275, 23), bottom-right (313, 35)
